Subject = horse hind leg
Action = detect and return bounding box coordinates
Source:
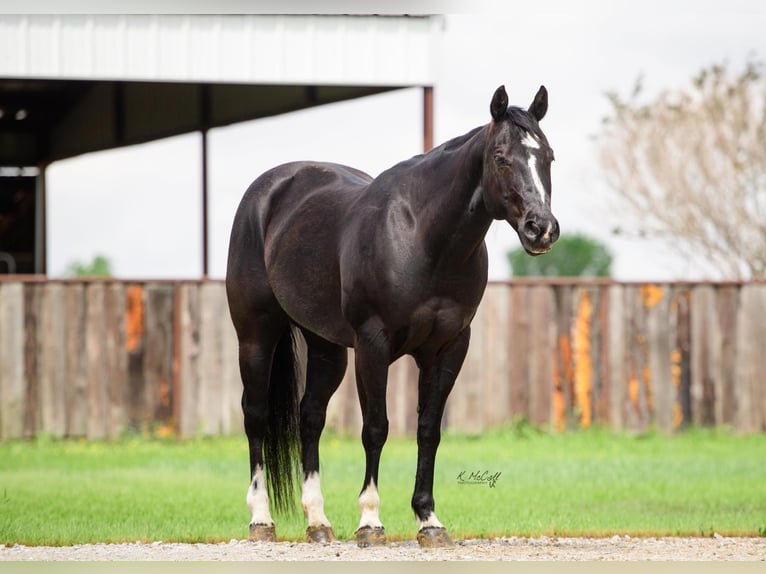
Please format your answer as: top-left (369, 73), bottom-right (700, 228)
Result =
top-left (239, 332), bottom-right (278, 542)
top-left (227, 190), bottom-right (303, 542)
top-left (237, 313), bottom-right (300, 542)
top-left (299, 331), bottom-right (347, 543)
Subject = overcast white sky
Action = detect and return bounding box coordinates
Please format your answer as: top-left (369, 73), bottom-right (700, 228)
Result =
top-left (46, 1), bottom-right (766, 280)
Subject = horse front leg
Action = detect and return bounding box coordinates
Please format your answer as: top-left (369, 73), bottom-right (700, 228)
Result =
top-left (353, 323), bottom-right (391, 547)
top-left (412, 328), bottom-right (470, 548)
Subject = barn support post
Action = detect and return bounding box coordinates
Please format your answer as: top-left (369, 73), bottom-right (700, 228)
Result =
top-left (423, 86), bottom-right (434, 153)
top-left (172, 281), bottom-right (182, 435)
top-left (200, 84), bottom-right (212, 279)
top-left (201, 129), bottom-right (209, 279)
top-left (34, 163), bottom-right (47, 275)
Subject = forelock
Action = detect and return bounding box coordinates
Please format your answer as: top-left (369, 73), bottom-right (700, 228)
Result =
top-left (507, 107), bottom-right (546, 142)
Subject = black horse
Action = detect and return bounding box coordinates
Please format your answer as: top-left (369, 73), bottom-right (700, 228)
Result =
top-left (226, 85), bottom-right (559, 547)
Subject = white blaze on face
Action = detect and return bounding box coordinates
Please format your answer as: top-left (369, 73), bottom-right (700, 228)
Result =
top-left (523, 131), bottom-right (547, 203)
top-left (357, 479), bottom-right (383, 529)
top-left (246, 466), bottom-right (274, 526)
top-left (527, 155), bottom-right (547, 203)
top-left (522, 131), bottom-right (540, 150)
top-left (301, 471), bottom-right (332, 528)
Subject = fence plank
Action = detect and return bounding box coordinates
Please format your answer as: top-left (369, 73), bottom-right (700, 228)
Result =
top-left (484, 284), bottom-right (511, 428)
top-left (85, 283), bottom-right (108, 439)
top-left (645, 284), bottom-right (674, 432)
top-left (588, 286), bottom-right (605, 426)
top-left (736, 285), bottom-right (766, 432)
top-left (623, 285), bottom-right (650, 432)
top-left (199, 282), bottom-right (224, 435)
top-left (196, 282), bottom-right (244, 437)
top-left (595, 285), bottom-right (610, 426)
top-left (715, 285), bottom-right (739, 425)
top-left (571, 287), bottom-right (594, 429)
top-left (607, 284), bottom-right (625, 431)
top-left (178, 283), bottom-right (201, 438)
top-left (23, 284), bottom-right (40, 438)
top-left (126, 284), bottom-right (146, 431)
top-left (144, 284), bottom-right (175, 433)
top-left (39, 283), bottom-right (67, 437)
top-left (690, 285), bottom-right (717, 426)
top-left (0, 283), bottom-right (25, 440)
top-left (551, 285), bottom-right (573, 431)
top-left (528, 285), bottom-right (554, 426)
top-left (104, 283), bottom-right (128, 438)
top-left (508, 284), bottom-right (530, 420)
top-left (64, 284), bottom-right (87, 437)
top-left (673, 287), bottom-right (692, 430)
top-left (592, 286), bottom-right (612, 425)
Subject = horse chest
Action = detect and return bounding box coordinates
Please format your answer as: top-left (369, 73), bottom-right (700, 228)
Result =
top-left (390, 298), bottom-right (474, 359)
top-left (344, 241), bottom-right (486, 352)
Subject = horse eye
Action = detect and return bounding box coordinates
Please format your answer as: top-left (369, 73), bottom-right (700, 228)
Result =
top-left (494, 155), bottom-right (510, 168)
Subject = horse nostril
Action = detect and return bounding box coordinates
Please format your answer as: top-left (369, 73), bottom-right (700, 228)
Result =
top-left (551, 220), bottom-right (560, 243)
top-left (523, 220), bottom-right (542, 240)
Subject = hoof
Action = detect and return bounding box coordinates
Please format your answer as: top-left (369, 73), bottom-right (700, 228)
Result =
top-left (306, 525), bottom-right (337, 544)
top-left (354, 526), bottom-right (387, 547)
top-left (248, 523), bottom-right (277, 542)
top-left (417, 527), bottom-right (454, 548)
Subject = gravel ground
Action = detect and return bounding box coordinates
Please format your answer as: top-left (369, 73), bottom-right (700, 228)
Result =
top-left (2, 536), bottom-right (764, 561)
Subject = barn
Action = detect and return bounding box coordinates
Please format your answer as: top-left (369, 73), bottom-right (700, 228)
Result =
top-left (0, 14), bottom-right (442, 275)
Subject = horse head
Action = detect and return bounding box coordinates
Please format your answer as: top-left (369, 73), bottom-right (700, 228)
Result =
top-left (482, 85), bottom-right (559, 255)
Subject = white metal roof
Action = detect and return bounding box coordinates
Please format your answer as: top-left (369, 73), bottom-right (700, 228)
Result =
top-left (0, 14), bottom-right (442, 86)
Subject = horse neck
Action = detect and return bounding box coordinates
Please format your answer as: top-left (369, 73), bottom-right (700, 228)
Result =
top-left (413, 125), bottom-right (493, 263)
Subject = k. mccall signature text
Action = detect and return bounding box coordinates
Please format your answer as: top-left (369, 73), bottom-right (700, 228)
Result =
top-left (456, 470), bottom-right (501, 488)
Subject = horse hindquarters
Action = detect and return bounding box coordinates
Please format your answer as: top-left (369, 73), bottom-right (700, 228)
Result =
top-left (227, 169), bottom-right (305, 539)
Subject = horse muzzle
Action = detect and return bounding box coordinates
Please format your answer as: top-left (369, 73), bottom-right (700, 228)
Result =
top-left (519, 213), bottom-right (559, 255)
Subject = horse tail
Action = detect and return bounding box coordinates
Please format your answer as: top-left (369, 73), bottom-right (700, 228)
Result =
top-left (264, 327), bottom-right (302, 516)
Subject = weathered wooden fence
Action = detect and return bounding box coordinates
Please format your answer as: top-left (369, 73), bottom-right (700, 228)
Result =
top-left (0, 280), bottom-right (242, 440)
top-left (1, 278), bottom-right (765, 440)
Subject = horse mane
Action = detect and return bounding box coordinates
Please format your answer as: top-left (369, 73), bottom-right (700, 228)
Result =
top-left (375, 125), bottom-right (486, 182)
top-left (439, 125), bottom-right (485, 153)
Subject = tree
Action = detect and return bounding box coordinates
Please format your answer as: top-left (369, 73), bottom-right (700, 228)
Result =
top-left (598, 59), bottom-right (766, 278)
top-left (508, 233), bottom-right (612, 277)
top-left (66, 254), bottom-right (113, 277)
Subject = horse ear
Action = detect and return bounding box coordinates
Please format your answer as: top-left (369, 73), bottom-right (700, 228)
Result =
top-left (528, 85), bottom-right (548, 121)
top-left (490, 85), bottom-right (509, 122)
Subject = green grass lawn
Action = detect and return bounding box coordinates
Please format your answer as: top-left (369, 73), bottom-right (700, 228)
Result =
top-left (0, 426), bottom-right (764, 546)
